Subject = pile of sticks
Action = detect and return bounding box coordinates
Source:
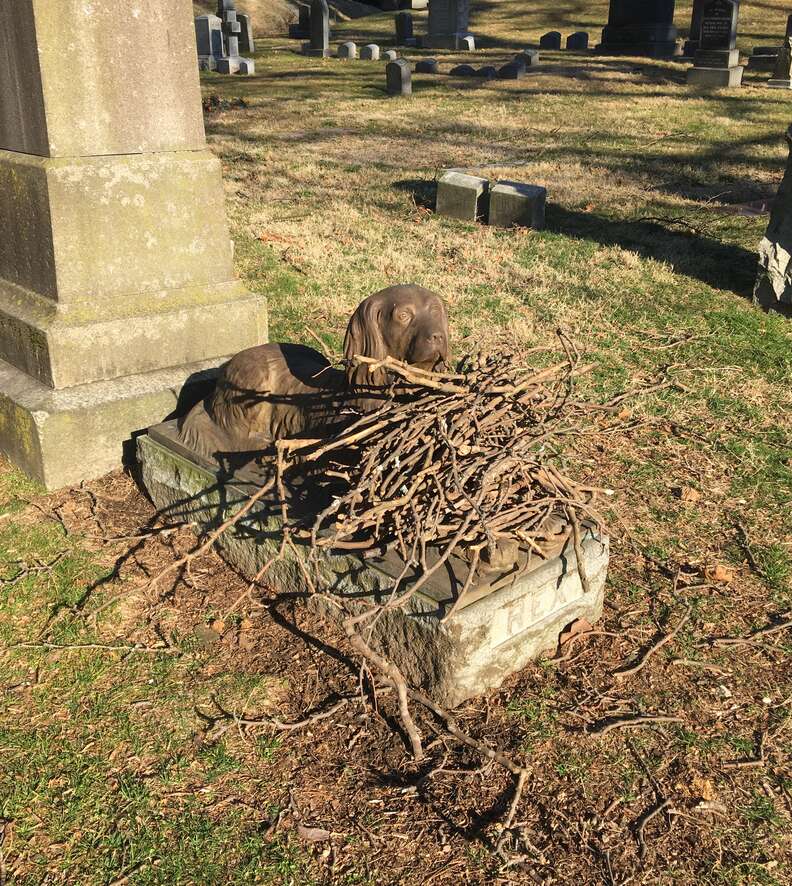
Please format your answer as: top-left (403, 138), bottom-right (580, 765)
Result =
top-left (280, 339), bottom-right (604, 590)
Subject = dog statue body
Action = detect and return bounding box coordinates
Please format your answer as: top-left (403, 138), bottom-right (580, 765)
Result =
top-left (179, 284), bottom-right (448, 458)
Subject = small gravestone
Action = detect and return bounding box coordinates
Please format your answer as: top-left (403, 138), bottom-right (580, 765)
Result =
top-left (514, 49), bottom-right (540, 68)
top-left (360, 44), bottom-right (381, 60)
top-left (597, 0), bottom-right (678, 57)
top-left (498, 61), bottom-right (526, 79)
top-left (566, 31), bottom-right (589, 50)
top-left (303, 0), bottom-right (330, 56)
top-left (461, 34), bottom-right (475, 50)
top-left (450, 63), bottom-right (476, 75)
top-left (687, 0), bottom-right (742, 88)
top-left (436, 170), bottom-right (488, 221)
top-left (383, 49), bottom-right (399, 60)
top-left (488, 181), bottom-right (546, 229)
top-left (289, 3), bottom-right (310, 38)
top-left (477, 65), bottom-right (497, 78)
top-left (540, 31), bottom-right (561, 49)
top-left (386, 58), bottom-right (412, 94)
top-left (769, 37), bottom-right (792, 88)
top-left (337, 41), bottom-right (357, 58)
top-left (195, 14), bottom-right (225, 70)
top-left (748, 46), bottom-right (780, 72)
top-left (395, 11), bottom-right (414, 44)
top-left (415, 58), bottom-right (439, 73)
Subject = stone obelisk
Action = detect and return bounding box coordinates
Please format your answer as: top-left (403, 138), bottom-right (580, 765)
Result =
top-left (0, 0), bottom-right (266, 488)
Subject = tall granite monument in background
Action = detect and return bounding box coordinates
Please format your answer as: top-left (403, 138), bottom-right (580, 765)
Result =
top-left (597, 0), bottom-right (679, 57)
top-left (0, 0), bottom-right (266, 489)
top-left (426, 0), bottom-right (474, 50)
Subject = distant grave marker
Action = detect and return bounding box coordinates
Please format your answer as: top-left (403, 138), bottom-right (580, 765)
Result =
top-left (687, 0), bottom-right (742, 87)
top-left (539, 31), bottom-right (561, 50)
top-left (386, 58), bottom-right (412, 94)
top-left (303, 0), bottom-right (330, 56)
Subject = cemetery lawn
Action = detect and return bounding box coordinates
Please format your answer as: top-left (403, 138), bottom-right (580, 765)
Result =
top-left (2, 0), bottom-right (792, 883)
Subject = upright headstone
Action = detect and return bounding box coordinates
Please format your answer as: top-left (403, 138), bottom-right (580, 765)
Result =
top-left (686, 0), bottom-right (742, 87)
top-left (289, 4), bottom-right (311, 38)
top-left (386, 58), bottom-right (412, 94)
top-left (195, 14), bottom-right (225, 70)
top-left (539, 31), bottom-right (562, 49)
top-left (337, 41), bottom-right (357, 58)
top-left (683, 0), bottom-right (706, 55)
top-left (415, 58), bottom-right (439, 72)
top-left (769, 36), bottom-right (792, 88)
top-left (360, 44), bottom-right (381, 60)
top-left (597, 0), bottom-right (679, 58)
top-left (426, 0), bottom-right (473, 50)
top-left (0, 0), bottom-right (265, 489)
top-left (304, 0), bottom-right (330, 56)
top-left (395, 12), bottom-right (415, 45)
top-left (754, 124), bottom-right (792, 317)
top-left (238, 12), bottom-right (255, 53)
top-left (566, 32), bottom-right (589, 50)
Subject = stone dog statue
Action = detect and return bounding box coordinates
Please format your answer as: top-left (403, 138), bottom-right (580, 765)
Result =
top-left (179, 284), bottom-right (449, 459)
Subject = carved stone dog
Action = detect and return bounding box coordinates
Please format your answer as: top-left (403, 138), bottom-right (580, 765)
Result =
top-left (179, 284), bottom-right (449, 458)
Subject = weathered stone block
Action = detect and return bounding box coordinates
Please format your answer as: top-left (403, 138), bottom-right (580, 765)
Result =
top-left (686, 64), bottom-right (743, 87)
top-left (436, 170), bottom-right (488, 222)
top-left (489, 181), bottom-right (546, 229)
top-left (0, 359), bottom-right (222, 490)
top-left (137, 426), bottom-right (610, 707)
top-left (0, 0), bottom-right (205, 158)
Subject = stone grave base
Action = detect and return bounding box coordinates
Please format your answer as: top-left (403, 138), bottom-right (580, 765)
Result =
top-left (0, 360), bottom-right (221, 491)
top-left (687, 65), bottom-right (744, 88)
top-left (137, 421), bottom-right (610, 708)
top-left (768, 78), bottom-right (792, 89)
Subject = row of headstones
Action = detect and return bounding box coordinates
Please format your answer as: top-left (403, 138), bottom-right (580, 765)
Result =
top-left (436, 171), bottom-right (547, 230)
top-left (195, 1), bottom-right (255, 75)
top-left (539, 31), bottom-right (589, 51)
top-left (385, 52), bottom-right (540, 94)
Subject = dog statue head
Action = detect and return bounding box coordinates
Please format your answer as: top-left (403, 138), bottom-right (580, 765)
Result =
top-left (343, 285), bottom-right (449, 402)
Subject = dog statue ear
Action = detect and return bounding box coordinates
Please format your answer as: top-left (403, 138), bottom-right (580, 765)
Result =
top-left (343, 294), bottom-right (389, 398)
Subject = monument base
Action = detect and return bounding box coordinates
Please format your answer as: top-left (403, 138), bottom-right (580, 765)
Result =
top-left (0, 360), bottom-right (224, 491)
top-left (687, 65), bottom-right (744, 88)
top-left (137, 422), bottom-right (610, 708)
top-left (768, 78), bottom-right (792, 89)
top-left (302, 44), bottom-right (330, 56)
top-left (596, 24), bottom-right (679, 58)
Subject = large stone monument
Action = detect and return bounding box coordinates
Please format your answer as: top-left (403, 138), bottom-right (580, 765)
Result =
top-left (196, 14), bottom-right (225, 70)
top-left (0, 0), bottom-right (266, 489)
top-left (597, 0), bottom-right (679, 57)
top-left (769, 36), bottom-right (792, 88)
top-left (425, 0), bottom-right (473, 50)
top-left (686, 0), bottom-right (742, 88)
top-left (215, 0), bottom-right (256, 74)
top-left (754, 125), bottom-right (792, 317)
top-left (303, 0), bottom-right (330, 56)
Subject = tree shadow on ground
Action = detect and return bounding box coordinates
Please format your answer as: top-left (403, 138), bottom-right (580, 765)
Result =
top-left (547, 205), bottom-right (758, 298)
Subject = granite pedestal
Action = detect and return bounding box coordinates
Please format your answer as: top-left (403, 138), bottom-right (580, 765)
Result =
top-left (137, 422), bottom-right (610, 707)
